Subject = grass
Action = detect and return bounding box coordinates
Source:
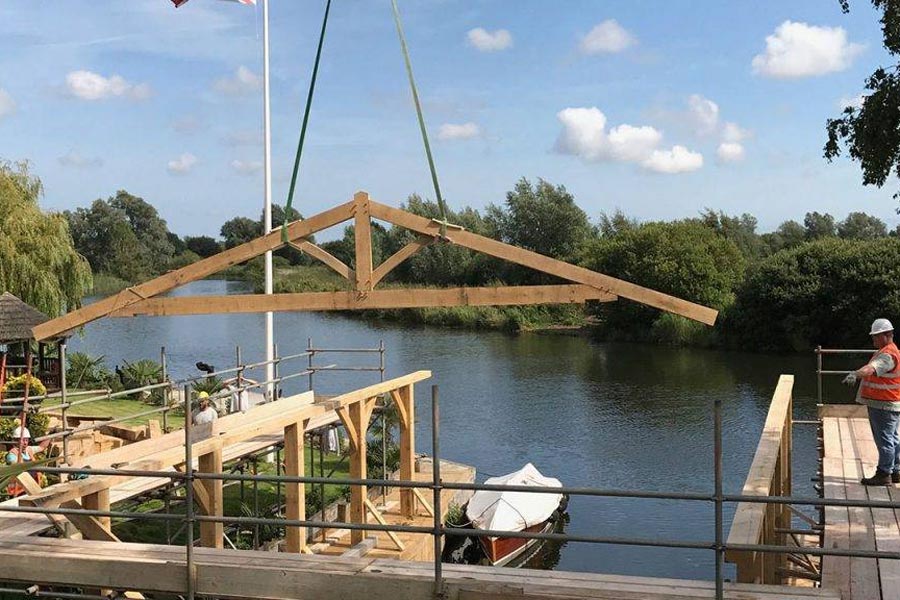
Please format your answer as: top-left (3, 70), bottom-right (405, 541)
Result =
top-left (113, 446), bottom-right (350, 547)
top-left (42, 392), bottom-right (185, 429)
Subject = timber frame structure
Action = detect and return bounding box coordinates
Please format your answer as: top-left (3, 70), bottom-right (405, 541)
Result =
top-left (32, 191), bottom-right (717, 341)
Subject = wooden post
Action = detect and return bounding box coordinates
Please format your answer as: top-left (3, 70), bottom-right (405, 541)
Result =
top-left (353, 191), bottom-right (373, 292)
top-left (348, 401), bottom-right (367, 545)
top-left (395, 385), bottom-right (416, 517)
top-left (82, 488), bottom-right (111, 533)
top-left (284, 418), bottom-right (309, 553)
top-left (198, 447), bottom-right (223, 549)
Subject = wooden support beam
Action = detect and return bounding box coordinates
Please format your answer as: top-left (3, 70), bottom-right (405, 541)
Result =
top-left (368, 199), bottom-right (717, 325)
top-left (111, 285), bottom-right (616, 317)
top-left (341, 536), bottom-right (377, 558)
top-left (32, 201), bottom-right (356, 340)
top-left (82, 488), bottom-right (111, 533)
top-left (371, 236), bottom-right (433, 287)
top-left (354, 191), bottom-right (373, 292)
top-left (393, 385), bottom-right (416, 517)
top-left (284, 418), bottom-right (310, 553)
top-left (15, 473), bottom-right (68, 531)
top-left (174, 463), bottom-right (212, 514)
top-left (289, 240), bottom-right (355, 281)
top-left (412, 488), bottom-right (434, 518)
top-left (364, 498), bottom-right (405, 551)
top-left (348, 400), bottom-right (367, 545)
top-left (198, 447), bottom-right (223, 549)
top-left (336, 406), bottom-right (359, 453)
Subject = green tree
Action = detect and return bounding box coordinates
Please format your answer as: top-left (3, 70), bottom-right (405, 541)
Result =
top-left (837, 211), bottom-right (887, 239)
top-left (220, 217), bottom-right (261, 249)
top-left (804, 211), bottom-right (837, 240)
top-left (184, 235), bottom-right (222, 258)
top-left (109, 191), bottom-right (176, 268)
top-left (729, 237), bottom-right (900, 351)
top-left (699, 209), bottom-right (767, 260)
top-left (66, 199), bottom-right (148, 281)
top-left (762, 220), bottom-right (807, 254)
top-left (486, 178), bottom-right (591, 261)
top-left (826, 1), bottom-right (900, 198)
top-left (581, 220), bottom-right (745, 344)
top-left (0, 160), bottom-right (92, 315)
top-left (597, 210), bottom-right (637, 238)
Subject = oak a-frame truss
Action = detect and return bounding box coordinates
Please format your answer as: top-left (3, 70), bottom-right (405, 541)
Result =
top-left (32, 191), bottom-right (717, 341)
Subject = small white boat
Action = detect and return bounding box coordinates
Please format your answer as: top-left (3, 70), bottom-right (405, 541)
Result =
top-left (465, 463), bottom-right (565, 566)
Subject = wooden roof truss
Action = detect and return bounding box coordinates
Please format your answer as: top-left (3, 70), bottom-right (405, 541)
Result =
top-left (32, 191), bottom-right (717, 341)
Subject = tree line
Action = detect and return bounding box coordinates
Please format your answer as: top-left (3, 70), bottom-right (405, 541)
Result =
top-left (4, 158), bottom-right (900, 352)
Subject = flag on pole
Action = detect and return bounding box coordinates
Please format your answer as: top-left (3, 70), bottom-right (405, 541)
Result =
top-left (171, 0), bottom-right (256, 7)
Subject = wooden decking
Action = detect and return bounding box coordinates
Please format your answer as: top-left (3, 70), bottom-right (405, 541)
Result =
top-left (821, 406), bottom-right (900, 600)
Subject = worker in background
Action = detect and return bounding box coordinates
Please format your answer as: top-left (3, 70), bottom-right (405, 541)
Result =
top-left (192, 391), bottom-right (218, 425)
top-left (843, 318), bottom-right (900, 485)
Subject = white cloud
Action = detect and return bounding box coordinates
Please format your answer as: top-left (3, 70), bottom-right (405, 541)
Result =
top-left (167, 153), bottom-right (197, 175)
top-left (466, 28), bottom-right (512, 52)
top-left (554, 107), bottom-right (701, 174)
top-left (0, 88), bottom-right (15, 120)
top-left (722, 121), bottom-right (751, 143)
top-left (437, 122), bottom-right (481, 141)
top-left (65, 70), bottom-right (151, 101)
top-left (688, 94), bottom-right (719, 135)
top-left (213, 65), bottom-right (261, 96)
top-left (172, 116), bottom-right (204, 135)
top-left (642, 145), bottom-right (704, 173)
top-left (58, 150), bottom-right (103, 169)
top-left (579, 20), bottom-right (636, 55)
top-left (838, 93), bottom-right (866, 110)
top-left (223, 130), bottom-right (263, 146)
top-left (230, 159), bottom-right (262, 175)
top-left (752, 21), bottom-right (864, 79)
top-left (717, 142), bottom-right (745, 163)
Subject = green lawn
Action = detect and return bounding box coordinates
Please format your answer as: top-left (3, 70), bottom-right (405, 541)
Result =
top-left (42, 392), bottom-right (185, 429)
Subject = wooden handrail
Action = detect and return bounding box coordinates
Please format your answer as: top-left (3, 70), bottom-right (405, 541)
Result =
top-left (725, 374), bottom-right (794, 584)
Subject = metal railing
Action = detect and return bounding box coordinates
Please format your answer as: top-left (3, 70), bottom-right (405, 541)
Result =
top-left (814, 345), bottom-right (873, 405)
top-left (6, 374), bottom-right (900, 600)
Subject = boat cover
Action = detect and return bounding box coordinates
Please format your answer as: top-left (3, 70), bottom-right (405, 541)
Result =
top-left (465, 463), bottom-right (563, 533)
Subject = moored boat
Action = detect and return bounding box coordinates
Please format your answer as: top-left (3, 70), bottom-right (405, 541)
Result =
top-left (465, 463), bottom-right (566, 567)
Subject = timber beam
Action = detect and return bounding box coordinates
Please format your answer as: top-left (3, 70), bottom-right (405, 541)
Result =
top-left (368, 199), bottom-right (718, 325)
top-left (109, 285), bottom-right (616, 317)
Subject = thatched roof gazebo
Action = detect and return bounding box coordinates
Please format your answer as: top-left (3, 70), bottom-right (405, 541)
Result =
top-left (0, 292), bottom-right (65, 391)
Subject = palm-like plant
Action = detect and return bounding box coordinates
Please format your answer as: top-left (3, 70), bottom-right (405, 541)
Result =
top-left (66, 352), bottom-right (108, 389)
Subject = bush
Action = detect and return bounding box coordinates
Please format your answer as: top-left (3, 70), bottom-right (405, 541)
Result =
top-left (0, 413), bottom-right (50, 440)
top-left (727, 237), bottom-right (900, 351)
top-left (581, 220), bottom-right (745, 344)
top-left (0, 374), bottom-right (47, 398)
top-left (66, 352), bottom-right (113, 389)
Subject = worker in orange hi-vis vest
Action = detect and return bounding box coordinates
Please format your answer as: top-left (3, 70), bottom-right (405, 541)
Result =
top-left (844, 318), bottom-right (900, 485)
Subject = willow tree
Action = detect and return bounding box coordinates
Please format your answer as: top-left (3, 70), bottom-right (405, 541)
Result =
top-left (0, 161), bottom-right (92, 317)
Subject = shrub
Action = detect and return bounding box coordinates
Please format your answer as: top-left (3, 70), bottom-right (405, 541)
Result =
top-left (727, 237), bottom-right (900, 351)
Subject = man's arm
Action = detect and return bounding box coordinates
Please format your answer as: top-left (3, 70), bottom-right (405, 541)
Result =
top-left (845, 353), bottom-right (895, 384)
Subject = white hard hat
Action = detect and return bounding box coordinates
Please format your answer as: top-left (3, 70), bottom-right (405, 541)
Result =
top-left (870, 318), bottom-right (894, 336)
top-left (12, 426), bottom-right (30, 439)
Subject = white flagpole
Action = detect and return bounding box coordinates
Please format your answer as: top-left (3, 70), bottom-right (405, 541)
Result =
top-left (262, 0), bottom-right (274, 400)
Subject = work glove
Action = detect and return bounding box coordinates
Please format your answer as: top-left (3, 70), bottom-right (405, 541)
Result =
top-left (842, 372), bottom-right (858, 386)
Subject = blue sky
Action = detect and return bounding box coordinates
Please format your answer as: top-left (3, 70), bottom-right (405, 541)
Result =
top-left (0, 0), bottom-right (895, 238)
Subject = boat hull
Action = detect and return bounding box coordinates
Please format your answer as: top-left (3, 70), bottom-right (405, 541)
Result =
top-left (479, 519), bottom-right (555, 567)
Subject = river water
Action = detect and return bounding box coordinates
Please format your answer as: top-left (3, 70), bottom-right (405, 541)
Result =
top-left (69, 280), bottom-right (849, 581)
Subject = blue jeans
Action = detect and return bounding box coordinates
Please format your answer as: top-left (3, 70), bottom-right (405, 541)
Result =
top-left (867, 406), bottom-right (900, 474)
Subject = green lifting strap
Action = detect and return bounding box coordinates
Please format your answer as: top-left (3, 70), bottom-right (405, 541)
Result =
top-left (282, 0), bottom-right (333, 242)
top-left (389, 0), bottom-right (452, 237)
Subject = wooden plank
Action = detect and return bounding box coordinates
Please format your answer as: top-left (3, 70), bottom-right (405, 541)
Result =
top-left (354, 191), bottom-right (373, 292)
top-left (342, 536), bottom-right (378, 558)
top-left (284, 419), bottom-right (309, 553)
top-left (198, 447), bottom-right (223, 549)
top-left (32, 201), bottom-right (356, 340)
top-left (818, 404), bottom-right (868, 419)
top-left (290, 240), bottom-right (355, 281)
top-left (821, 418), bottom-right (851, 598)
top-left (837, 417), bottom-right (881, 600)
top-left (174, 462), bottom-right (212, 514)
top-left (369, 199), bottom-right (717, 325)
top-left (110, 285), bottom-right (616, 317)
top-left (371, 236), bottom-right (433, 287)
top-left (15, 473), bottom-right (67, 530)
